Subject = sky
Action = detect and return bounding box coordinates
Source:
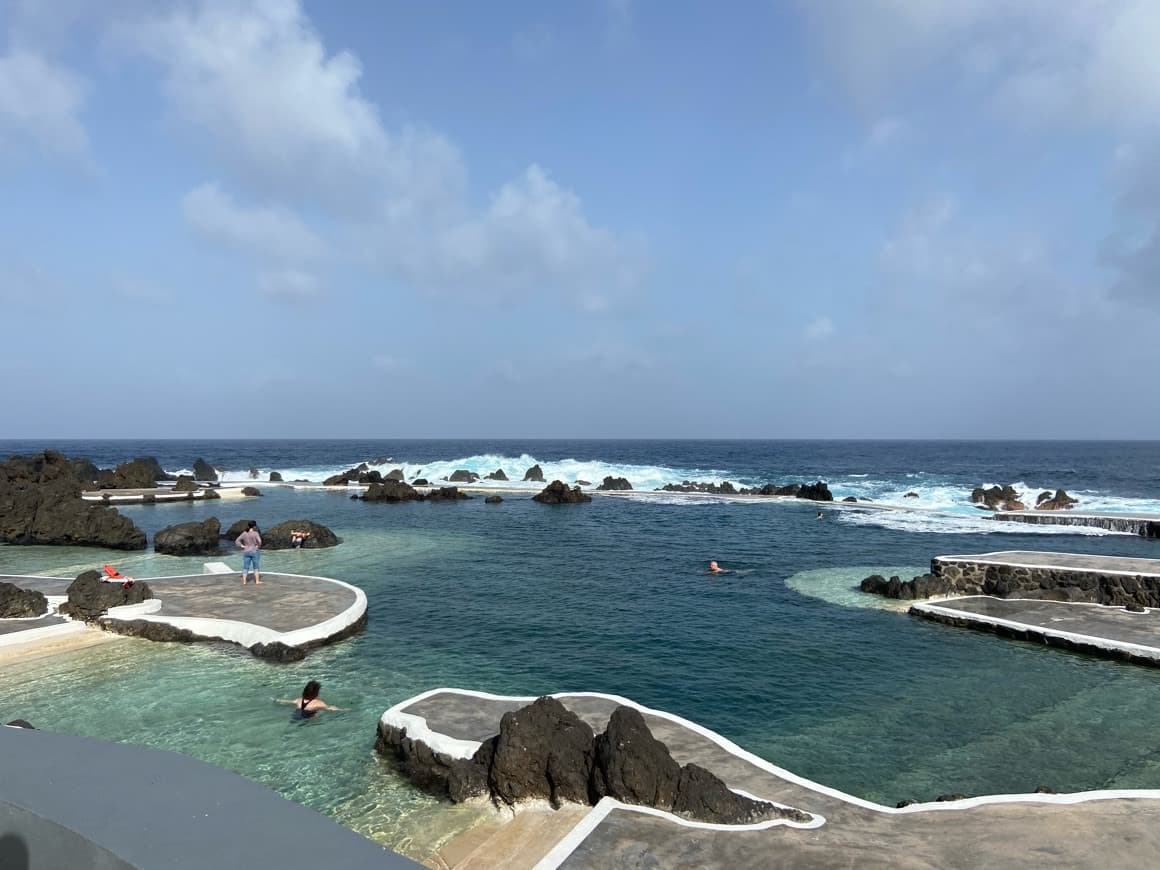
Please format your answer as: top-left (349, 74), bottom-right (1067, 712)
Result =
top-left (1, 0), bottom-right (1158, 439)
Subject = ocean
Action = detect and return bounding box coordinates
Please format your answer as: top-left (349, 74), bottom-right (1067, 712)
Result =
top-left (3, 439), bottom-right (1160, 857)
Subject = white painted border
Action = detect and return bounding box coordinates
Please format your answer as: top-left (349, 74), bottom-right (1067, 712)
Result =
top-left (912, 599), bottom-right (1160, 661)
top-left (0, 620), bottom-right (89, 650)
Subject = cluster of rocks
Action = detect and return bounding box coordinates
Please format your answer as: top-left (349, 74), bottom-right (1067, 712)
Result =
top-left (533, 481), bottom-right (592, 504)
top-left (59, 570), bottom-right (154, 622)
top-left (895, 785), bottom-right (1054, 808)
top-left (970, 484), bottom-right (1078, 512)
top-left (596, 476), bottom-right (633, 491)
top-left (0, 451), bottom-right (147, 550)
top-left (859, 573), bottom-right (950, 601)
top-left (658, 480), bottom-right (834, 501)
top-left (356, 481), bottom-right (470, 503)
top-left (377, 696), bottom-right (809, 825)
top-left (0, 582), bottom-right (48, 618)
top-left (323, 463), bottom-right (407, 486)
top-left (153, 518), bottom-right (339, 556)
top-left (70, 455), bottom-right (224, 490)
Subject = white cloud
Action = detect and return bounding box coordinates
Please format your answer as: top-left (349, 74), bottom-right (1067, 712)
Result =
top-left (257, 268), bottom-right (322, 301)
top-left (804, 316), bottom-right (834, 341)
top-left (134, 0), bottom-right (642, 309)
top-left (182, 182), bottom-right (325, 261)
top-left (0, 49), bottom-right (89, 158)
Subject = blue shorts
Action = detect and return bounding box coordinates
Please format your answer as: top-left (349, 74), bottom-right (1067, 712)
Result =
top-left (243, 551), bottom-right (260, 572)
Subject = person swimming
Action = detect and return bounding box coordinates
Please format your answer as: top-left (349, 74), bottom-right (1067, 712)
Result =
top-left (279, 680), bottom-right (341, 719)
top-left (707, 560), bottom-right (727, 574)
top-left (817, 511), bottom-right (824, 519)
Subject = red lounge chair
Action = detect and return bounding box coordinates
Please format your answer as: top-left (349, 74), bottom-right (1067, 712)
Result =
top-left (101, 564), bottom-right (134, 589)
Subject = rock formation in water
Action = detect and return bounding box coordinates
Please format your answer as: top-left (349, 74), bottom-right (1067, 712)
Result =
top-left (523, 464), bottom-right (545, 482)
top-left (173, 475), bottom-right (198, 493)
top-left (98, 457), bottom-right (173, 489)
top-left (533, 481), bottom-right (592, 504)
top-left (0, 582), bottom-right (48, 618)
top-left (449, 469), bottom-right (480, 483)
top-left (485, 495), bottom-right (503, 504)
top-left (425, 487), bottom-right (470, 501)
top-left (1036, 488), bottom-right (1078, 511)
top-left (154, 518), bottom-right (222, 556)
top-left (193, 459), bottom-right (218, 481)
top-left (60, 569), bottom-right (153, 622)
top-left (970, 484), bottom-right (1029, 511)
top-left (242, 486), bottom-right (262, 497)
top-left (376, 697), bottom-right (811, 825)
top-left (269, 471), bottom-right (284, 482)
top-left (0, 451), bottom-right (147, 550)
top-left (219, 519), bottom-right (339, 549)
top-left (485, 469), bottom-right (509, 481)
top-left (596, 476), bottom-right (633, 491)
top-left (356, 482), bottom-right (469, 503)
top-left (385, 469), bottom-right (405, 481)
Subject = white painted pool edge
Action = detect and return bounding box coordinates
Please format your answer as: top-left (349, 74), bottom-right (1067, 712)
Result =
top-left (911, 601), bottom-right (1160, 660)
top-left (936, 552), bottom-right (1160, 579)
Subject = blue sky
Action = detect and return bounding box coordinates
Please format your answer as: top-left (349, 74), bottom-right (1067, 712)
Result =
top-left (2, 0), bottom-right (1157, 438)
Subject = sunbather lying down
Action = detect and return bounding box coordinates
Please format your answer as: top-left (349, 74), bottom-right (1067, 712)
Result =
top-left (101, 564), bottom-right (135, 588)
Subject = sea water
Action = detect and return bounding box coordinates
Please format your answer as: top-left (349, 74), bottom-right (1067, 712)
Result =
top-left (3, 440), bottom-right (1160, 858)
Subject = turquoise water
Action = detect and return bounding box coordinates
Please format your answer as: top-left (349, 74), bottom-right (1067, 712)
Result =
top-left (5, 441), bottom-right (1160, 857)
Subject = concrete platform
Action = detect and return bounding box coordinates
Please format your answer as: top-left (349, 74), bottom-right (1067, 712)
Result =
top-left (0, 724), bottom-right (417, 870)
top-left (0, 571), bottom-right (366, 660)
top-left (935, 550), bottom-right (1160, 577)
top-left (991, 511), bottom-right (1160, 538)
top-left (382, 689), bottom-right (1160, 869)
top-left (911, 596), bottom-right (1160, 665)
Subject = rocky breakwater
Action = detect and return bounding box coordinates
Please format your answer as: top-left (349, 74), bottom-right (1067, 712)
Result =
top-left (659, 480), bottom-right (834, 501)
top-left (862, 557), bottom-right (1160, 609)
top-left (377, 696), bottom-right (809, 825)
top-left (0, 582), bottom-right (48, 618)
top-left (356, 481), bottom-right (471, 503)
top-left (971, 484), bottom-right (1079, 512)
top-left (220, 519), bottom-right (340, 548)
top-left (59, 570), bottom-right (153, 622)
top-left (155, 518), bottom-right (222, 555)
top-left (0, 451), bottom-right (147, 549)
top-left (533, 481), bottom-right (592, 504)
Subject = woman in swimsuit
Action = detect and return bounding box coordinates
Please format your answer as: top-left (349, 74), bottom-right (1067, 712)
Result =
top-left (279, 680), bottom-right (342, 718)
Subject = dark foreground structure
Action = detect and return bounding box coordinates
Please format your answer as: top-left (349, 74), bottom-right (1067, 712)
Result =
top-left (0, 725), bottom-right (417, 870)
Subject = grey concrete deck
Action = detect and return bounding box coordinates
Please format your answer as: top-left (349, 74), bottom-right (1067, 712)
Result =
top-left (390, 690), bottom-right (1160, 869)
top-left (1, 572), bottom-right (365, 658)
top-left (936, 550), bottom-right (1160, 577)
top-left (0, 615), bottom-right (66, 636)
top-left (991, 511), bottom-right (1160, 538)
top-left (911, 596), bottom-right (1160, 665)
top-left (0, 724), bottom-right (417, 870)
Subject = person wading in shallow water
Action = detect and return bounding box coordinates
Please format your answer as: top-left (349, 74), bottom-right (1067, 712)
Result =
top-left (278, 680), bottom-right (342, 719)
top-left (236, 520), bottom-right (262, 585)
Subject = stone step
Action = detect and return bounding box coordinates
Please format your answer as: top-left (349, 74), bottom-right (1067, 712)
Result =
top-left (450, 804), bottom-right (589, 870)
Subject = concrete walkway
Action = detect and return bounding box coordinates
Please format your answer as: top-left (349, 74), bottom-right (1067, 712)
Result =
top-left (385, 689), bottom-right (1160, 869)
top-left (1, 571), bottom-right (366, 658)
top-left (935, 550), bottom-right (1160, 577)
top-left (0, 724), bottom-right (417, 870)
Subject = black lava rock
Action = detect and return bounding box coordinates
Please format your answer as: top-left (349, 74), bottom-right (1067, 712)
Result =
top-left (154, 518), bottom-right (222, 556)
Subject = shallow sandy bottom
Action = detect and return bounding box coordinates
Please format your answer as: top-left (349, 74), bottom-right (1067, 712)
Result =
top-left (0, 627), bottom-right (127, 668)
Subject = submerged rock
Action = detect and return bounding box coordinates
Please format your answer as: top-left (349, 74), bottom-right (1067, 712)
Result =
top-left (533, 481), bottom-right (592, 504)
top-left (485, 495), bottom-right (504, 504)
top-left (241, 486), bottom-right (262, 497)
top-left (425, 487), bottom-right (470, 501)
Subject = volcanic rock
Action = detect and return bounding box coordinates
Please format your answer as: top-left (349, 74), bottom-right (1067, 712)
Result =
top-left (449, 469), bottom-right (480, 483)
top-left (592, 706), bottom-right (681, 809)
top-left (672, 763), bottom-right (805, 824)
top-left (242, 486), bottom-right (262, 497)
top-left (426, 487), bottom-right (471, 501)
top-left (904, 491), bottom-right (918, 498)
top-left (485, 469), bottom-right (509, 481)
top-left (261, 520), bottom-right (340, 550)
top-left (523, 464), bottom-right (545, 482)
top-left (173, 475), bottom-right (198, 492)
top-left (842, 496), bottom-right (858, 502)
top-left (0, 451), bottom-right (147, 550)
top-left (99, 457), bottom-right (172, 489)
top-left (6, 720), bottom-right (35, 729)
top-left (490, 696), bottom-right (595, 808)
top-left (60, 569), bottom-right (153, 622)
top-left (533, 481), bottom-right (593, 504)
top-left (193, 459), bottom-right (218, 481)
top-left (154, 518), bottom-right (222, 556)
top-left (970, 484), bottom-right (1023, 511)
top-left (412, 478), bottom-right (428, 486)
top-left (360, 480), bottom-right (421, 502)
top-left (1036, 489), bottom-right (1078, 511)
top-left (797, 481), bottom-right (833, 502)
top-left (0, 582), bottom-right (48, 618)
top-left (485, 495), bottom-right (504, 504)
top-left (597, 476), bottom-right (633, 491)
top-left (269, 471), bottom-right (283, 482)
top-left (385, 469), bottom-right (405, 481)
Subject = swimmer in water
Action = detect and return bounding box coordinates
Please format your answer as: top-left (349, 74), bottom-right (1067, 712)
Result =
top-left (277, 680), bottom-right (343, 719)
top-left (707, 560), bottom-right (727, 574)
top-left (817, 511), bottom-right (824, 519)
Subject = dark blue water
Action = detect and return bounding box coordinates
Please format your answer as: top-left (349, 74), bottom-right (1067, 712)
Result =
top-left (4, 440), bottom-right (1160, 851)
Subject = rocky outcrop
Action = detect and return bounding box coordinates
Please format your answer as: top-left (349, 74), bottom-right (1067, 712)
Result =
top-left (60, 570), bottom-right (153, 622)
top-left (0, 451), bottom-right (147, 550)
top-left (222, 519), bottom-right (252, 540)
top-left (904, 491), bottom-right (918, 498)
top-left (970, 484), bottom-right (1025, 511)
top-left (377, 698), bottom-right (809, 825)
top-left (5, 719), bottom-right (35, 729)
top-left (260, 520), bottom-right (340, 550)
top-left (533, 481), bottom-right (592, 504)
top-left (842, 496), bottom-right (858, 503)
top-left (359, 481), bottom-right (422, 502)
top-left (485, 469), bottom-right (509, 481)
top-left (0, 582), bottom-right (48, 618)
top-left (523, 464), bottom-right (545, 482)
top-left (485, 495), bottom-right (503, 504)
top-left (597, 476), bottom-right (633, 491)
top-left (242, 486), bottom-right (262, 497)
top-left (193, 459), bottom-right (218, 481)
top-left (154, 518), bottom-right (222, 556)
top-left (269, 471), bottom-right (284, 482)
top-left (173, 475), bottom-right (198, 492)
top-left (99, 457), bottom-right (172, 489)
top-left (796, 481), bottom-right (833, 502)
top-left (660, 481), bottom-right (738, 495)
top-left (412, 478), bottom-right (429, 486)
top-left (426, 487), bottom-right (470, 501)
top-left (385, 469), bottom-right (405, 481)
top-left (1036, 488), bottom-right (1078, 511)
top-left (859, 573), bottom-right (954, 600)
top-left (449, 469), bottom-right (480, 483)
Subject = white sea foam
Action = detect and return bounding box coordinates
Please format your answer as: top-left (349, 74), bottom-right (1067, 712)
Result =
top-left (834, 509), bottom-right (1120, 537)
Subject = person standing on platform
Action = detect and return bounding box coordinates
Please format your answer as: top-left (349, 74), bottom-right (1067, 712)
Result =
top-left (237, 520), bottom-right (262, 585)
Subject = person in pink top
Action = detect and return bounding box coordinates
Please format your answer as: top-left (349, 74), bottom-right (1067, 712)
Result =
top-left (236, 520), bottom-right (262, 585)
